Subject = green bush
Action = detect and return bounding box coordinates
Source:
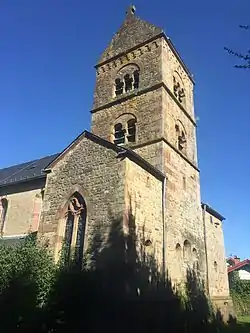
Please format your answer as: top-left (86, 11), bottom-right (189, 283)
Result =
top-left (229, 271), bottom-right (250, 316)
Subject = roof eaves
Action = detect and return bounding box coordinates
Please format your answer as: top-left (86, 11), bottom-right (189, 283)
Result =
top-left (228, 259), bottom-right (250, 273)
top-left (43, 130), bottom-right (165, 182)
top-left (0, 174), bottom-right (46, 189)
top-left (44, 130), bottom-right (124, 171)
top-left (201, 202), bottom-right (225, 221)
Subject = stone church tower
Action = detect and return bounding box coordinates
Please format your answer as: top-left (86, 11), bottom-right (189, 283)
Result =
top-left (0, 5), bottom-right (233, 318)
top-left (92, 6), bottom-right (204, 284)
top-left (90, 6), bottom-right (232, 314)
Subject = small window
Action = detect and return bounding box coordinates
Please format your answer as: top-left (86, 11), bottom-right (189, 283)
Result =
top-left (183, 240), bottom-right (191, 262)
top-left (176, 243), bottom-right (182, 253)
top-left (214, 261), bottom-right (218, 272)
top-left (114, 123), bottom-right (125, 145)
top-left (182, 176), bottom-right (186, 190)
top-left (127, 119), bottom-right (136, 142)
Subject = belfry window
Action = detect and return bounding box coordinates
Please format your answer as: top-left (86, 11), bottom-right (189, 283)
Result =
top-left (114, 64), bottom-right (140, 96)
top-left (64, 193), bottom-right (87, 266)
top-left (114, 123), bottom-right (125, 145)
top-left (113, 117), bottom-right (137, 145)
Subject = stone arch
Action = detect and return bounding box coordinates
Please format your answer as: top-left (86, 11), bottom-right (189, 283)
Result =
top-left (114, 112), bottom-right (137, 123)
top-left (55, 187), bottom-right (88, 265)
top-left (183, 240), bottom-right (191, 262)
top-left (55, 185), bottom-right (89, 220)
top-left (173, 70), bottom-right (184, 85)
top-left (192, 247), bottom-right (199, 271)
top-left (174, 243), bottom-right (183, 282)
top-left (116, 63), bottom-right (140, 77)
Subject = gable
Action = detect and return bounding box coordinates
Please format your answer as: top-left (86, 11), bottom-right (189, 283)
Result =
top-left (45, 130), bottom-right (165, 182)
top-left (46, 132), bottom-right (120, 175)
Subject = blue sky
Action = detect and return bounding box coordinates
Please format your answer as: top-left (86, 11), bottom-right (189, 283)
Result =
top-left (0, 0), bottom-right (249, 258)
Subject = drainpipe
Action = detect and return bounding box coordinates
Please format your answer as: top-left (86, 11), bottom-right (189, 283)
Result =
top-left (202, 204), bottom-right (210, 295)
top-left (162, 176), bottom-right (167, 280)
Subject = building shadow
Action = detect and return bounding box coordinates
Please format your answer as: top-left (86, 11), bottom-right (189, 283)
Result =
top-left (0, 207), bottom-right (248, 332)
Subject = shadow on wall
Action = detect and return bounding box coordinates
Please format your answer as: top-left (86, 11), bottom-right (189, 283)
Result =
top-left (0, 205), bottom-right (246, 332)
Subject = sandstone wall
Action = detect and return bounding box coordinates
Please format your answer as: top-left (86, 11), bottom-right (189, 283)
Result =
top-left (125, 158), bottom-right (163, 267)
top-left (0, 180), bottom-right (44, 236)
top-left (39, 136), bottom-right (126, 261)
top-left (203, 209), bottom-right (230, 297)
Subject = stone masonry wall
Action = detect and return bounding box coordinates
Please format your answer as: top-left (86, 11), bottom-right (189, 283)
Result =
top-left (161, 38), bottom-right (194, 119)
top-left (92, 88), bottom-right (164, 147)
top-left (204, 210), bottom-right (230, 297)
top-left (125, 158), bottom-right (163, 267)
top-left (39, 136), bottom-right (126, 261)
top-left (93, 37), bottom-right (162, 110)
top-left (162, 140), bottom-right (206, 285)
top-left (162, 90), bottom-right (198, 165)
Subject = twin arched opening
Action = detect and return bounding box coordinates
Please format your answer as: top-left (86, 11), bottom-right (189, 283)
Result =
top-left (113, 114), bottom-right (137, 145)
top-left (114, 64), bottom-right (140, 97)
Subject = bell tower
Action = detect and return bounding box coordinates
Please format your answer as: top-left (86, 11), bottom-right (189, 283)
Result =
top-left (91, 6), bottom-right (205, 284)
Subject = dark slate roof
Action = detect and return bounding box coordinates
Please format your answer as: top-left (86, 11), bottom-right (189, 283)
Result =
top-left (201, 202), bottom-right (225, 221)
top-left (0, 153), bottom-right (59, 188)
top-left (98, 7), bottom-right (162, 64)
top-left (0, 234), bottom-right (28, 246)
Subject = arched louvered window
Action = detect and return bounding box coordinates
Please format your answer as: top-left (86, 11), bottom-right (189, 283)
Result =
top-left (64, 192), bottom-right (87, 267)
top-left (114, 123), bottom-right (125, 145)
top-left (127, 119), bottom-right (136, 142)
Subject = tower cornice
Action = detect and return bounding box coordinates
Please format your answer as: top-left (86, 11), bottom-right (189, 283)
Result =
top-left (95, 32), bottom-right (194, 85)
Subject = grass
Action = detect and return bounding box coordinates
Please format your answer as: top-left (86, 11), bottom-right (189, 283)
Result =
top-left (238, 315), bottom-right (250, 323)
top-left (227, 315), bottom-right (250, 332)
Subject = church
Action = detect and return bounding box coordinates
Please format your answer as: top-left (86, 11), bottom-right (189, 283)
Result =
top-left (0, 6), bottom-right (232, 316)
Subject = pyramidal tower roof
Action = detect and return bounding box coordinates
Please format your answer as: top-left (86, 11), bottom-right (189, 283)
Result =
top-left (99, 5), bottom-right (163, 64)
